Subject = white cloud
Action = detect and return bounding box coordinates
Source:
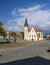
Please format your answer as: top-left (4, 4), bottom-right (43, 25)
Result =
top-left (11, 8), bottom-right (17, 16)
top-left (7, 4), bottom-right (50, 33)
top-left (18, 5), bottom-right (41, 13)
top-left (18, 4), bottom-right (46, 13)
top-left (7, 25), bottom-right (23, 32)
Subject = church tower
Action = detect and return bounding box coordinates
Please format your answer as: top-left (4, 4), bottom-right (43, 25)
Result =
top-left (24, 18), bottom-right (29, 40)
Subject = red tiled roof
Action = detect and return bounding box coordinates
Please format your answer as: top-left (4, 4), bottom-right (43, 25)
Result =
top-left (16, 33), bottom-right (22, 37)
top-left (4, 30), bottom-right (15, 35)
top-left (35, 28), bottom-right (42, 32)
top-left (28, 28), bottom-right (42, 32)
top-left (4, 30), bottom-right (22, 37)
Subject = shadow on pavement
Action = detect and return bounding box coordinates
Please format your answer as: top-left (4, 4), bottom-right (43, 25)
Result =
top-left (0, 56), bottom-right (50, 65)
top-left (0, 42), bottom-right (10, 44)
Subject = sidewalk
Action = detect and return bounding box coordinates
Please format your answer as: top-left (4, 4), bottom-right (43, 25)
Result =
top-left (0, 40), bottom-right (48, 51)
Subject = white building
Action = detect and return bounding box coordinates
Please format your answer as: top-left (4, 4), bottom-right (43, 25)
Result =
top-left (24, 18), bottom-right (43, 41)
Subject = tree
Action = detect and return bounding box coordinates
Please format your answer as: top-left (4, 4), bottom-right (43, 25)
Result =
top-left (14, 32), bottom-right (16, 43)
top-left (21, 32), bottom-right (24, 39)
top-left (0, 21), bottom-right (6, 36)
top-left (0, 22), bottom-right (3, 27)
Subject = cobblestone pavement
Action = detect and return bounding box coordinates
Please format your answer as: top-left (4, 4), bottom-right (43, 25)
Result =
top-left (0, 40), bottom-right (50, 64)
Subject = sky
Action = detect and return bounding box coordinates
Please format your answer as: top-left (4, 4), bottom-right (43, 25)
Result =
top-left (0, 0), bottom-right (50, 34)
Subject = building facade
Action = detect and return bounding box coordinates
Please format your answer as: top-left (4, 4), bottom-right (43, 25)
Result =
top-left (24, 18), bottom-right (43, 41)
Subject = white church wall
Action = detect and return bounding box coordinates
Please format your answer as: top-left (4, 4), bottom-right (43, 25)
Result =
top-left (24, 18), bottom-right (43, 41)
top-left (27, 28), bottom-right (38, 41)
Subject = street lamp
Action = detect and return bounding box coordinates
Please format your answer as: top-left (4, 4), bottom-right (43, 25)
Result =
top-left (6, 31), bottom-right (10, 42)
top-left (14, 32), bottom-right (16, 43)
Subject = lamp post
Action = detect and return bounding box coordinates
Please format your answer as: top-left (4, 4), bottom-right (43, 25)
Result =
top-left (6, 31), bottom-right (10, 42)
top-left (14, 32), bottom-right (16, 43)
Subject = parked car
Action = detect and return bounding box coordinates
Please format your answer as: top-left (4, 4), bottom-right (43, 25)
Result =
top-left (0, 36), bottom-right (3, 39)
top-left (10, 36), bottom-right (14, 40)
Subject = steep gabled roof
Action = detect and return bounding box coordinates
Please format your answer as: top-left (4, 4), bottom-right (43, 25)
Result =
top-left (28, 28), bottom-right (42, 32)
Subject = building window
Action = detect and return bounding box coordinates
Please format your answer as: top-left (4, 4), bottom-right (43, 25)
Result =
top-left (34, 35), bottom-right (36, 38)
top-left (29, 35), bottom-right (31, 38)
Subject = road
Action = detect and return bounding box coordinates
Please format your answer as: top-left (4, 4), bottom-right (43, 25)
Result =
top-left (0, 40), bottom-right (50, 64)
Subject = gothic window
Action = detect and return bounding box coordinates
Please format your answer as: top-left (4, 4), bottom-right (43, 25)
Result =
top-left (32, 36), bottom-right (33, 37)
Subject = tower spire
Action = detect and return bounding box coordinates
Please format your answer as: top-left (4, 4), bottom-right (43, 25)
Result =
top-left (24, 18), bottom-right (29, 27)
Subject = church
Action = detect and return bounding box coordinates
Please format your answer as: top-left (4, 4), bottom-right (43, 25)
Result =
top-left (24, 18), bottom-right (43, 41)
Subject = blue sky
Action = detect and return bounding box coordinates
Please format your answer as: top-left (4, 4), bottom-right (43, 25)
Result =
top-left (0, 0), bottom-right (50, 34)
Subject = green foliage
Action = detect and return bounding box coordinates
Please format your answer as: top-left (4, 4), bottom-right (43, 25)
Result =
top-left (21, 32), bottom-right (24, 39)
top-left (0, 21), bottom-right (6, 36)
top-left (0, 21), bottom-right (3, 27)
